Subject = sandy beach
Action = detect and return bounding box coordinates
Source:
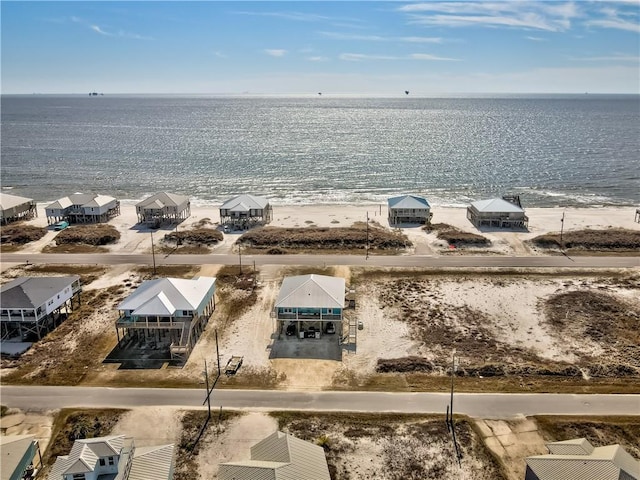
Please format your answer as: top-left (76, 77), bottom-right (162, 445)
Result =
top-left (14, 201), bottom-right (640, 256)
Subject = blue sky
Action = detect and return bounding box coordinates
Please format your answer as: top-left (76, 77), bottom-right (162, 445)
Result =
top-left (1, 1), bottom-right (638, 94)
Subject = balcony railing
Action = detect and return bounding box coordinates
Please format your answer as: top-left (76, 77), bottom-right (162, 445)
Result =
top-left (277, 313), bottom-right (342, 320)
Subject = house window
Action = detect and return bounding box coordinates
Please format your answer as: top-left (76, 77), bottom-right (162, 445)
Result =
top-left (72, 474), bottom-right (86, 480)
top-left (182, 310), bottom-right (189, 316)
top-left (99, 458), bottom-right (106, 466)
top-left (108, 457), bottom-right (115, 466)
top-left (327, 309), bottom-right (333, 315)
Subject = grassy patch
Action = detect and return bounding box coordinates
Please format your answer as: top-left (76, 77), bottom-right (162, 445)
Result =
top-left (164, 228), bottom-right (223, 246)
top-left (175, 410), bottom-right (242, 480)
top-left (238, 223), bottom-right (411, 254)
top-left (213, 265), bottom-right (258, 335)
top-left (423, 223), bottom-right (490, 247)
top-left (0, 223), bottom-right (47, 245)
top-left (133, 265), bottom-right (199, 279)
top-left (54, 224), bottom-right (121, 246)
top-left (270, 412), bottom-right (507, 480)
top-left (42, 408), bottom-right (126, 476)
top-left (534, 416), bottom-right (640, 458)
top-left (1, 285), bottom-right (126, 386)
top-left (221, 366), bottom-right (286, 389)
top-left (24, 264), bottom-right (108, 286)
top-left (530, 228), bottom-right (640, 253)
top-left (544, 290), bottom-right (640, 375)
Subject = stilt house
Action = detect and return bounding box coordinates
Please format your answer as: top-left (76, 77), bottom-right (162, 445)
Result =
top-left (0, 193), bottom-right (38, 225)
top-left (135, 192), bottom-right (191, 226)
top-left (45, 193), bottom-right (120, 224)
top-left (219, 194), bottom-right (273, 229)
top-left (115, 277), bottom-right (216, 363)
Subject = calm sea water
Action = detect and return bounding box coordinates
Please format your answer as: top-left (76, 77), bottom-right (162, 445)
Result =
top-left (1, 94), bottom-right (638, 207)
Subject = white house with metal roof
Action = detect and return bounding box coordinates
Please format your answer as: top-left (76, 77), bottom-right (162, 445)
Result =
top-left (219, 194), bottom-right (273, 228)
top-left (0, 192), bottom-right (38, 225)
top-left (219, 431), bottom-right (331, 480)
top-left (466, 197), bottom-right (528, 229)
top-left (135, 192), bottom-right (190, 226)
top-left (47, 435), bottom-right (175, 480)
top-left (387, 194), bottom-right (432, 226)
top-left (525, 438), bottom-right (640, 480)
top-left (274, 274), bottom-right (345, 339)
top-left (115, 277), bottom-right (216, 362)
top-left (45, 193), bottom-right (120, 225)
top-left (0, 276), bottom-right (82, 349)
top-left (0, 435), bottom-right (42, 480)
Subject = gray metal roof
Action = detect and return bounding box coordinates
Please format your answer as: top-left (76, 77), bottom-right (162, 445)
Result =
top-left (136, 192), bottom-right (189, 209)
top-left (387, 195), bottom-right (430, 209)
top-left (118, 277), bottom-right (216, 316)
top-left (219, 431), bottom-right (331, 480)
top-left (221, 194), bottom-right (270, 212)
top-left (46, 193), bottom-right (115, 210)
top-left (1, 276), bottom-right (80, 310)
top-left (0, 435), bottom-right (37, 480)
top-left (0, 193), bottom-right (34, 211)
top-left (526, 439), bottom-right (640, 480)
top-left (129, 444), bottom-right (175, 480)
top-left (275, 275), bottom-right (345, 309)
top-left (470, 198), bottom-right (525, 213)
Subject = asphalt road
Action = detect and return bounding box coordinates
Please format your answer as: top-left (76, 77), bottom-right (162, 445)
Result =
top-left (1, 253), bottom-right (639, 268)
top-left (1, 386), bottom-right (638, 418)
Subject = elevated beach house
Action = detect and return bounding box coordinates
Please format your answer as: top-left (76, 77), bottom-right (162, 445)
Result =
top-left (115, 277), bottom-right (216, 363)
top-left (387, 194), bottom-right (433, 226)
top-left (219, 194), bottom-right (273, 229)
top-left (1, 435), bottom-right (42, 480)
top-left (525, 438), bottom-right (640, 480)
top-left (274, 274), bottom-right (345, 339)
top-left (47, 435), bottom-right (175, 480)
top-left (135, 192), bottom-right (191, 226)
top-left (45, 193), bottom-right (120, 225)
top-left (0, 276), bottom-right (82, 345)
top-left (219, 431), bottom-right (331, 480)
top-left (0, 192), bottom-right (38, 225)
top-left (466, 196), bottom-right (528, 229)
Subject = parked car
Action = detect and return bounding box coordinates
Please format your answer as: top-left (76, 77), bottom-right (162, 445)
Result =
top-left (53, 221), bottom-right (69, 231)
top-left (358, 321), bottom-right (364, 330)
top-left (286, 323), bottom-right (296, 336)
top-left (325, 322), bottom-right (336, 334)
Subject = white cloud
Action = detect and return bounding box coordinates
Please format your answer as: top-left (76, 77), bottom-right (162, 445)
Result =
top-left (91, 25), bottom-right (111, 36)
top-left (213, 51), bottom-right (227, 58)
top-left (265, 49), bottom-right (287, 57)
top-left (339, 53), bottom-right (398, 61)
top-left (586, 17), bottom-right (640, 33)
top-left (526, 36), bottom-right (547, 41)
top-left (409, 53), bottom-right (460, 61)
top-left (307, 56), bottom-right (329, 62)
top-left (399, 2), bottom-right (578, 32)
top-left (71, 16), bottom-right (152, 40)
top-left (320, 31), bottom-right (444, 43)
top-left (339, 52), bottom-right (460, 61)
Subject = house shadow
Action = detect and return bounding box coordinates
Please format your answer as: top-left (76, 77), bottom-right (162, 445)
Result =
top-left (475, 225), bottom-right (530, 234)
top-left (103, 337), bottom-right (178, 369)
top-left (387, 221), bottom-right (426, 229)
top-left (128, 220), bottom-right (186, 232)
top-left (268, 334), bottom-right (343, 361)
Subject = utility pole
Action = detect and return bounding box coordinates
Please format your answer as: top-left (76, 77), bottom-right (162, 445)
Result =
top-left (366, 211), bottom-right (370, 260)
top-left (560, 210), bottom-right (565, 251)
top-left (204, 359), bottom-right (211, 420)
top-left (150, 231), bottom-right (157, 275)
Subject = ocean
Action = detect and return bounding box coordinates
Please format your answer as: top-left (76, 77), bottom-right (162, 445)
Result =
top-left (1, 94), bottom-right (639, 207)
